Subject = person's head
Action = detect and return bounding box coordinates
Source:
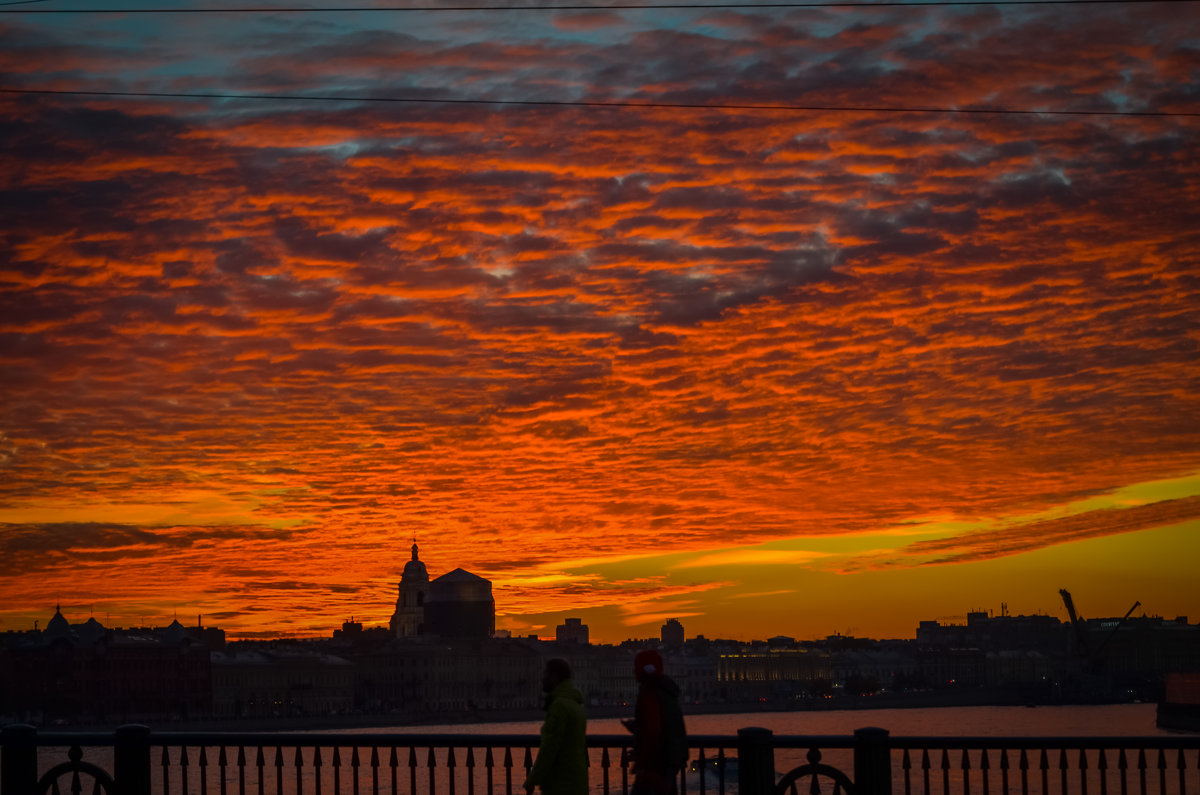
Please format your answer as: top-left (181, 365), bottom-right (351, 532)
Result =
top-left (633, 649), bottom-right (663, 683)
top-left (543, 657), bottom-right (572, 692)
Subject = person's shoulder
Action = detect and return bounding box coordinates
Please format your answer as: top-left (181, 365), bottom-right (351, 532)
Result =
top-left (657, 676), bottom-right (682, 698)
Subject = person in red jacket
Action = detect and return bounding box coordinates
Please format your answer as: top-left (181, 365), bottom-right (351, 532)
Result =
top-left (623, 650), bottom-right (688, 795)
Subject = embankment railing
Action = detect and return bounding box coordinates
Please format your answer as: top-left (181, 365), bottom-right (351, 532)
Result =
top-left (2, 724), bottom-right (1197, 795)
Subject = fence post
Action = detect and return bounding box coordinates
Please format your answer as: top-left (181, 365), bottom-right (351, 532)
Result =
top-left (1, 724), bottom-right (38, 795)
top-left (738, 727), bottom-right (776, 795)
top-left (114, 724), bottom-right (151, 795)
top-left (853, 727), bottom-right (891, 795)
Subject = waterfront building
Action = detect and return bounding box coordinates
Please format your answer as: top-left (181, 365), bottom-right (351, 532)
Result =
top-left (556, 618), bottom-right (590, 645)
top-left (0, 607), bottom-right (213, 724)
top-left (916, 610), bottom-right (1065, 654)
top-left (661, 618), bottom-right (685, 646)
top-left (356, 638), bottom-right (542, 713)
top-left (211, 648), bottom-right (354, 718)
top-left (717, 644), bottom-right (833, 702)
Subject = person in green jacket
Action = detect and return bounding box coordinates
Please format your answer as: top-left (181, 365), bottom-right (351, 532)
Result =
top-left (524, 658), bottom-right (588, 795)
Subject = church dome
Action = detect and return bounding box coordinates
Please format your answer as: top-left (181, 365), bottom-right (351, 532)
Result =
top-left (43, 605), bottom-right (72, 641)
top-left (402, 543), bottom-right (429, 581)
top-left (78, 616), bottom-right (106, 644)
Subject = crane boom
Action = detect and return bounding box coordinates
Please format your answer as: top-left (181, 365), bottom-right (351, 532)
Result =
top-left (1094, 600), bottom-right (1142, 657)
top-left (1059, 588), bottom-right (1092, 658)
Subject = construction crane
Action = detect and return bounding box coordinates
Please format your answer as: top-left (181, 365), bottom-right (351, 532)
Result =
top-left (1058, 589), bottom-right (1142, 669)
top-left (1059, 588), bottom-right (1091, 658)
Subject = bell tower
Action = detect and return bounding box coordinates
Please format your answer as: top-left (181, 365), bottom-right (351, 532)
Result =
top-left (390, 541), bottom-right (429, 637)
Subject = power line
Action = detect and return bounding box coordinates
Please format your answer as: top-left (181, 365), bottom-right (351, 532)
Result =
top-left (2, 0), bottom-right (1197, 11)
top-left (2, 86), bottom-right (1195, 118)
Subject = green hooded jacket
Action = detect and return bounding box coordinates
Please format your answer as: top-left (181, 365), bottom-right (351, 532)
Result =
top-left (527, 679), bottom-right (588, 795)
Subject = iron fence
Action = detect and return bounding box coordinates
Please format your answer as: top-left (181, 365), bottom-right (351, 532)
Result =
top-left (2, 724), bottom-right (1196, 795)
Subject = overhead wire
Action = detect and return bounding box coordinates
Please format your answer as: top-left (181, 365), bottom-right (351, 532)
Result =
top-left (1, 87), bottom-right (1195, 117)
top-left (3, 0), bottom-right (1198, 10)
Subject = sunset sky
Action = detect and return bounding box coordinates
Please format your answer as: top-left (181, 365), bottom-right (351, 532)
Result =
top-left (1, 0), bottom-right (1198, 643)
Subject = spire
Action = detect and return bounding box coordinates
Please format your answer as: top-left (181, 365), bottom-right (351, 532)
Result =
top-left (411, 542), bottom-right (419, 561)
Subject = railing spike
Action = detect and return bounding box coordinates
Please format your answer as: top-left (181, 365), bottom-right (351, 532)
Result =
top-left (256, 747), bottom-right (266, 767)
top-left (428, 746), bottom-right (438, 768)
top-left (391, 747), bottom-right (399, 768)
top-left (922, 750), bottom-right (931, 771)
top-left (238, 746), bottom-right (247, 766)
top-left (371, 747), bottom-right (380, 767)
top-left (314, 747), bottom-right (323, 768)
top-left (467, 747), bottom-right (476, 769)
top-left (334, 746), bottom-right (342, 768)
top-left (409, 747), bottom-right (418, 768)
top-left (981, 750), bottom-right (990, 771)
top-left (220, 746), bottom-right (228, 765)
top-left (162, 746), bottom-right (172, 766)
top-left (962, 749), bottom-right (972, 771)
top-left (1019, 750), bottom-right (1029, 771)
top-left (486, 747), bottom-right (495, 768)
top-left (448, 747), bottom-right (457, 768)
top-left (504, 748), bottom-right (513, 768)
top-left (296, 746), bottom-right (305, 767)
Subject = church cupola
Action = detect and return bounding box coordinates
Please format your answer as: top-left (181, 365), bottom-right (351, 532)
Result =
top-left (390, 539), bottom-right (429, 637)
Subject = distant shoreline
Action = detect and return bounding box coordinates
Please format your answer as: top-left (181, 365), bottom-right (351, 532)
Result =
top-left (15, 689), bottom-right (1141, 733)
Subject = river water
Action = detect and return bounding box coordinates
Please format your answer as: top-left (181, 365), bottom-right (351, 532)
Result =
top-left (357, 702), bottom-right (1169, 738)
